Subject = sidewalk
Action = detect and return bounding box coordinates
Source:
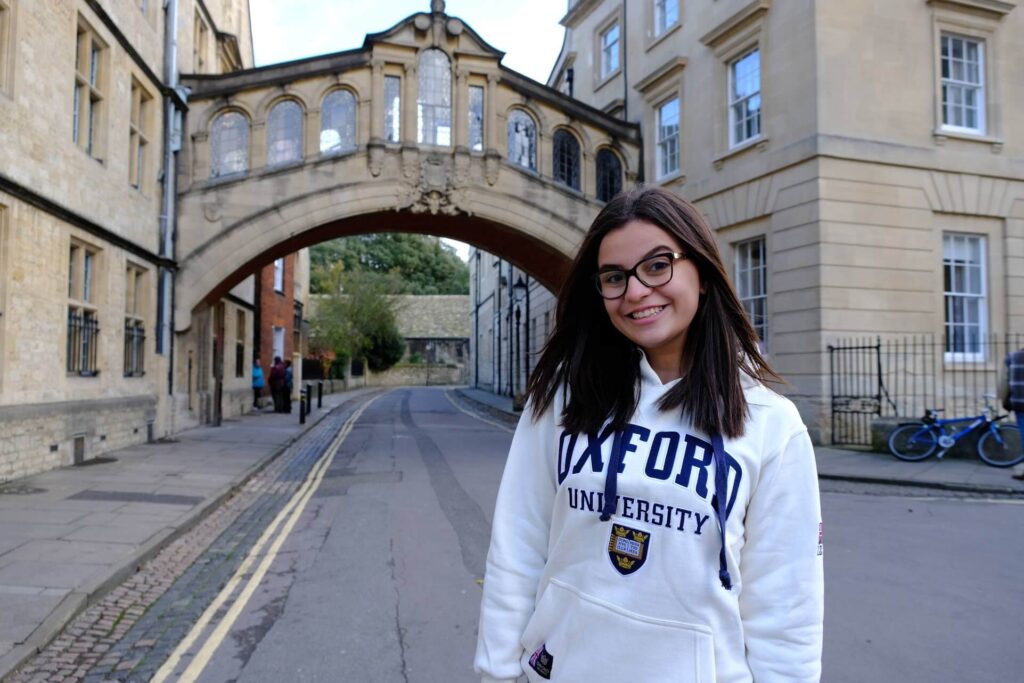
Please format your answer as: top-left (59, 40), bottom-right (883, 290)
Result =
top-left (456, 388), bottom-right (1024, 496)
top-left (0, 389), bottom-right (372, 680)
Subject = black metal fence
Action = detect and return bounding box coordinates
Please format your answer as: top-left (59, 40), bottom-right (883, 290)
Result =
top-left (829, 333), bottom-right (1023, 445)
top-left (67, 309), bottom-right (99, 376)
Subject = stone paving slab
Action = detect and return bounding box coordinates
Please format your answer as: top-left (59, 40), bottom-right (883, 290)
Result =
top-left (0, 388), bottom-right (375, 681)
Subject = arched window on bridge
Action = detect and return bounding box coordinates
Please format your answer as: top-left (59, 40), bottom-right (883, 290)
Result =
top-left (266, 100), bottom-right (303, 167)
top-left (596, 148), bottom-right (622, 202)
top-left (320, 89), bottom-right (357, 155)
top-left (507, 110), bottom-right (536, 171)
top-left (552, 129), bottom-right (580, 191)
top-left (417, 49), bottom-right (451, 146)
top-left (210, 111), bottom-right (249, 178)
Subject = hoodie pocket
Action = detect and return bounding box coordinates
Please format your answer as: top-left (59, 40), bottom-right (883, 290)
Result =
top-left (520, 578), bottom-right (716, 683)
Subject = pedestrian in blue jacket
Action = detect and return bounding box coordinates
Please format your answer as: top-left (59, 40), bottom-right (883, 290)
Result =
top-left (251, 357), bottom-right (265, 409)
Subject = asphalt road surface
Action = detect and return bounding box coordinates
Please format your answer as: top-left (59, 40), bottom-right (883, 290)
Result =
top-left (153, 388), bottom-right (1024, 682)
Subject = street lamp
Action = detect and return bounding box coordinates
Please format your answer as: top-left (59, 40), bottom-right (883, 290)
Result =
top-left (512, 276), bottom-right (528, 405)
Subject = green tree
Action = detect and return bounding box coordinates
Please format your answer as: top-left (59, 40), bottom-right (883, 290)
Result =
top-left (310, 234), bottom-right (468, 295)
top-left (308, 265), bottom-right (406, 374)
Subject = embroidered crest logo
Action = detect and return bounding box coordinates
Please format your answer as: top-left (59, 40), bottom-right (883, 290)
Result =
top-left (607, 524), bottom-right (649, 575)
top-left (529, 643), bottom-right (553, 679)
top-left (817, 522), bottom-right (824, 557)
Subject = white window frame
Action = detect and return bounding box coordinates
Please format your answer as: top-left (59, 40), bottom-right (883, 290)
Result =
top-left (734, 237), bottom-right (767, 351)
top-left (273, 258), bottom-right (284, 293)
top-left (728, 47), bottom-right (761, 148)
top-left (272, 325), bottom-right (285, 363)
top-left (600, 23), bottom-right (620, 79)
top-left (654, 0), bottom-right (678, 37)
top-left (939, 33), bottom-right (986, 135)
top-left (656, 97), bottom-right (680, 179)
top-left (943, 233), bottom-right (987, 362)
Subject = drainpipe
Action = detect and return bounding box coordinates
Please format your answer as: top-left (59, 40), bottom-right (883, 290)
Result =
top-left (621, 5), bottom-right (628, 122)
top-left (473, 251), bottom-right (480, 387)
top-left (158, 0), bottom-right (182, 395)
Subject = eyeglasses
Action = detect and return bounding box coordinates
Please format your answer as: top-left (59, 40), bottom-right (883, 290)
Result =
top-left (593, 252), bottom-right (688, 299)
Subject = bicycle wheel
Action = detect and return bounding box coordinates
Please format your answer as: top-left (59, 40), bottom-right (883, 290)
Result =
top-left (887, 424), bottom-right (938, 461)
top-left (977, 425), bottom-right (1024, 467)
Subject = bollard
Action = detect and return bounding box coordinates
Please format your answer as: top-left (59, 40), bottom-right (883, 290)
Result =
top-left (299, 389), bottom-right (306, 424)
top-left (317, 381), bottom-right (323, 409)
top-left (304, 384), bottom-right (311, 416)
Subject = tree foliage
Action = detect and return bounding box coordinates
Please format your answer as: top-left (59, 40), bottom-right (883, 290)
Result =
top-left (308, 265), bottom-right (406, 374)
top-left (310, 233), bottom-right (468, 295)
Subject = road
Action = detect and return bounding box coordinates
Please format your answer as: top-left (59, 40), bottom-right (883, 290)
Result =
top-left (17, 387), bottom-right (1024, 682)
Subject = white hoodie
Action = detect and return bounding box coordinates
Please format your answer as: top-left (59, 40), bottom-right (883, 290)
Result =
top-left (475, 356), bottom-right (824, 683)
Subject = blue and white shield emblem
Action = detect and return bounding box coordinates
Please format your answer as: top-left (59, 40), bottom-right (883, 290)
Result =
top-left (607, 524), bottom-right (649, 575)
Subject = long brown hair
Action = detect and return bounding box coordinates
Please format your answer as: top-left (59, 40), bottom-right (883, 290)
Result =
top-left (527, 187), bottom-right (778, 439)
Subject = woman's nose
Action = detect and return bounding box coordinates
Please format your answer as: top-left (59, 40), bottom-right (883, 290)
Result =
top-left (623, 273), bottom-right (652, 300)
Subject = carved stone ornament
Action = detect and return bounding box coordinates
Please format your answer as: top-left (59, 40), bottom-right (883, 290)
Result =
top-left (367, 141), bottom-right (385, 177)
top-left (203, 202), bottom-right (222, 222)
top-left (397, 153), bottom-right (469, 216)
top-left (484, 151), bottom-right (501, 186)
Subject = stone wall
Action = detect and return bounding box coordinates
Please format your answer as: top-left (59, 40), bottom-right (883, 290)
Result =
top-left (366, 363), bottom-right (466, 388)
top-left (0, 395), bottom-right (157, 483)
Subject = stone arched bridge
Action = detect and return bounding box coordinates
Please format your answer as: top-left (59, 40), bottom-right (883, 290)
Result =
top-left (175, 5), bottom-right (641, 329)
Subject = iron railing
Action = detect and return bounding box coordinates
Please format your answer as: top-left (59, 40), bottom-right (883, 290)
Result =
top-left (67, 309), bottom-right (99, 376)
top-left (829, 333), bottom-right (1023, 445)
top-left (124, 321), bottom-right (145, 377)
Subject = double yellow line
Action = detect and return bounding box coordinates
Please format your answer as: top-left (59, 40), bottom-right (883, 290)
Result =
top-left (152, 393), bottom-right (382, 683)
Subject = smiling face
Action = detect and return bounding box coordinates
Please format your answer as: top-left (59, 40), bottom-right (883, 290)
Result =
top-left (597, 219), bottom-right (702, 381)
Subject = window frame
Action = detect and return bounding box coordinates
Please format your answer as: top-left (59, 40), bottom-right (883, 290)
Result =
top-left (319, 88), bottom-right (357, 156)
top-left (595, 148), bottom-right (623, 202)
top-left (193, 10), bottom-right (209, 73)
top-left (124, 263), bottom-right (146, 377)
top-left (468, 84), bottom-right (485, 153)
top-left (734, 236), bottom-right (767, 351)
top-left (0, 0), bottom-right (14, 95)
top-left (417, 49), bottom-right (453, 147)
top-left (551, 128), bottom-right (581, 192)
top-left (600, 23), bottom-right (620, 80)
top-left (209, 109), bottom-right (250, 178)
top-left (266, 98), bottom-right (304, 167)
top-left (506, 108), bottom-right (538, 172)
top-left (73, 17), bottom-right (107, 160)
top-left (942, 232), bottom-right (988, 362)
top-left (384, 75), bottom-right (401, 144)
top-left (273, 257), bottom-right (285, 294)
top-left (654, 0), bottom-right (679, 38)
top-left (728, 47), bottom-right (762, 149)
top-left (128, 77), bottom-right (152, 189)
top-left (938, 32), bottom-right (986, 136)
top-left (67, 240), bottom-right (101, 377)
top-left (656, 96), bottom-right (680, 179)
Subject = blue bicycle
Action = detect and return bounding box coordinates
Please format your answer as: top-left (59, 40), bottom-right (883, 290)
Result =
top-left (887, 401), bottom-right (1023, 467)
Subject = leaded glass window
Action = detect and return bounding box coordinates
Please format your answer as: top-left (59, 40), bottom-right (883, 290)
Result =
top-left (596, 149), bottom-right (622, 202)
top-left (729, 48), bottom-right (761, 147)
top-left (210, 111), bottom-right (249, 177)
top-left (320, 89), bottom-right (356, 154)
top-left (940, 34), bottom-right (985, 134)
top-left (552, 129), bottom-right (580, 191)
top-left (266, 99), bottom-right (303, 167)
top-left (384, 75), bottom-right (401, 143)
top-left (417, 49), bottom-right (452, 146)
top-left (507, 110), bottom-right (536, 171)
top-left (469, 85), bottom-right (484, 152)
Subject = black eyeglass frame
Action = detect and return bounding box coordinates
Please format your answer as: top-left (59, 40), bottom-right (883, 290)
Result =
top-left (593, 251), bottom-right (688, 300)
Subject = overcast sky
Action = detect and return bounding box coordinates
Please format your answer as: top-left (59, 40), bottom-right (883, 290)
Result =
top-left (249, 1), bottom-right (567, 260)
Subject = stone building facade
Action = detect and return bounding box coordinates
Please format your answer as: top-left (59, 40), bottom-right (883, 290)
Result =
top-left (537, 0), bottom-right (1024, 441)
top-left (0, 0), bottom-right (267, 480)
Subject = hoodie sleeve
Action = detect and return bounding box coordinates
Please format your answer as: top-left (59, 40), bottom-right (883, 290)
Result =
top-left (738, 413), bottom-right (824, 683)
top-left (474, 401), bottom-right (559, 683)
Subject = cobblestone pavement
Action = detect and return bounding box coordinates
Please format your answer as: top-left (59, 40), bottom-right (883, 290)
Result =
top-left (7, 392), bottom-right (379, 683)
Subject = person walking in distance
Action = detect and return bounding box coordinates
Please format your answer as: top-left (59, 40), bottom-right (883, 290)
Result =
top-left (268, 356), bottom-right (286, 413)
top-left (998, 345), bottom-right (1024, 480)
top-left (251, 356), bottom-right (265, 410)
top-left (284, 359), bottom-right (294, 414)
top-left (475, 188), bottom-right (824, 683)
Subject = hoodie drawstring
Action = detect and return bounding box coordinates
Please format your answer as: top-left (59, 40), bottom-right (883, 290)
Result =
top-left (710, 431), bottom-right (733, 590)
top-left (597, 428), bottom-right (733, 590)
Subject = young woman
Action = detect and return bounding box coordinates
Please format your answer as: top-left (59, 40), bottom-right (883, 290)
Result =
top-left (475, 188), bottom-right (823, 683)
